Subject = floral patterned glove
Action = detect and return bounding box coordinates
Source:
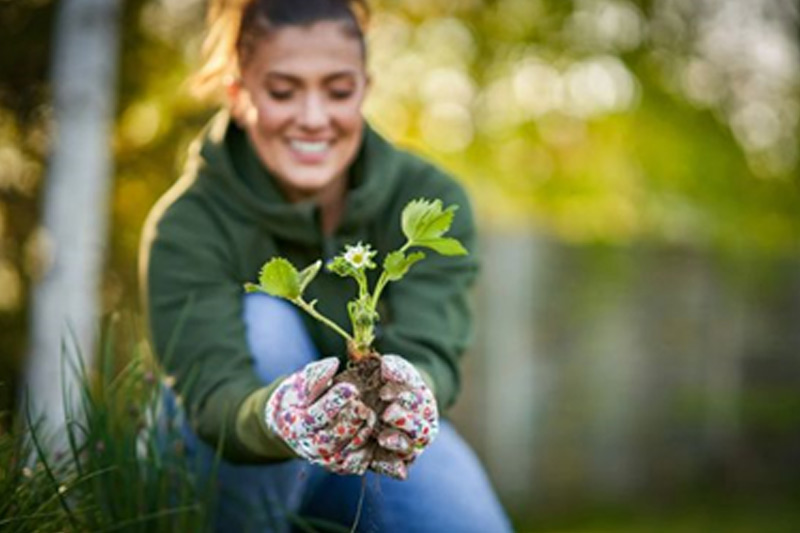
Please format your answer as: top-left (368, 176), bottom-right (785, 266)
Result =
top-left (265, 357), bottom-right (376, 475)
top-left (370, 354), bottom-right (439, 480)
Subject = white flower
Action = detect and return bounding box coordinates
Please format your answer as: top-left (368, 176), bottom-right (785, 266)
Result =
top-left (343, 242), bottom-right (376, 270)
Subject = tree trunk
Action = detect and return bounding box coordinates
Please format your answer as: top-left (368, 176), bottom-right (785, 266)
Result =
top-left (24, 0), bottom-right (122, 445)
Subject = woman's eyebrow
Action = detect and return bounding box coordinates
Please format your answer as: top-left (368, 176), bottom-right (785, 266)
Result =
top-left (264, 72), bottom-right (298, 84)
top-left (323, 71), bottom-right (357, 83)
top-left (264, 70), bottom-right (358, 84)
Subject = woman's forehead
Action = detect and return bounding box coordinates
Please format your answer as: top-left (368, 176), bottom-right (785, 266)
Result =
top-left (244, 21), bottom-right (364, 78)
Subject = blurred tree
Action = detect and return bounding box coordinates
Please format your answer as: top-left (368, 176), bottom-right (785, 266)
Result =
top-left (24, 0), bottom-right (123, 441)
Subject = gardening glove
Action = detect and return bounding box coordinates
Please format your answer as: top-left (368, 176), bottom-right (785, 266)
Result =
top-left (370, 354), bottom-right (439, 480)
top-left (265, 357), bottom-right (376, 475)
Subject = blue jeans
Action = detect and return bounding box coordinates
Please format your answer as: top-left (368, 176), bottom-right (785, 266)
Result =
top-left (176, 293), bottom-right (512, 533)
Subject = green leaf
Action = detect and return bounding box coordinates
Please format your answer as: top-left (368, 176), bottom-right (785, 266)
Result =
top-left (401, 199), bottom-right (433, 241)
top-left (243, 282), bottom-right (262, 293)
top-left (258, 257), bottom-right (301, 299)
top-left (401, 198), bottom-right (459, 243)
top-left (298, 260), bottom-right (322, 293)
top-left (327, 256), bottom-right (356, 278)
top-left (414, 237), bottom-right (468, 256)
top-left (383, 250), bottom-right (426, 281)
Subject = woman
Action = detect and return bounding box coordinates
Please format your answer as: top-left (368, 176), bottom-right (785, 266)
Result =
top-left (139, 0), bottom-right (511, 531)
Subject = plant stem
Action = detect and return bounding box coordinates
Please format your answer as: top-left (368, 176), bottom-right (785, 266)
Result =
top-left (294, 298), bottom-right (354, 343)
top-left (370, 241), bottom-right (413, 309)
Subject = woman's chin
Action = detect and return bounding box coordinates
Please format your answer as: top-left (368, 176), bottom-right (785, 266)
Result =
top-left (276, 172), bottom-right (345, 202)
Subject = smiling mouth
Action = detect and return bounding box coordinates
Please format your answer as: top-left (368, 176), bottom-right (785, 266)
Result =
top-left (289, 139), bottom-right (331, 154)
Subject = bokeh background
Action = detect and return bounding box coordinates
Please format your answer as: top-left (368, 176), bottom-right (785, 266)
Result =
top-left (1, 0), bottom-right (799, 530)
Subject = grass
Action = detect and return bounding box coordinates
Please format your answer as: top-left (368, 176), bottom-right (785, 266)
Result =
top-left (0, 316), bottom-right (218, 532)
top-left (0, 315), bottom-right (357, 533)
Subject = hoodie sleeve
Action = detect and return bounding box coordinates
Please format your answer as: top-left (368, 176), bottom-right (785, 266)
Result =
top-left (139, 191), bottom-right (284, 463)
top-left (375, 171), bottom-right (480, 411)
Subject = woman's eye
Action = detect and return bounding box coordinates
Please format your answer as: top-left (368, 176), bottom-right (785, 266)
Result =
top-left (330, 90), bottom-right (354, 100)
top-left (268, 90), bottom-right (293, 101)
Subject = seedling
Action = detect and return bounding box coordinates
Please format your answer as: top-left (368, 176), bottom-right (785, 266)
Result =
top-left (245, 198), bottom-right (467, 467)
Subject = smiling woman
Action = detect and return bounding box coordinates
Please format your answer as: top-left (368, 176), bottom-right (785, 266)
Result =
top-left (138, 1), bottom-right (511, 531)
top-left (230, 20), bottom-right (369, 229)
top-left (195, 0), bottom-right (371, 232)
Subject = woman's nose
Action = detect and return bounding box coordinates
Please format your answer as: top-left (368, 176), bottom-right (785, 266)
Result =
top-left (298, 93), bottom-right (328, 129)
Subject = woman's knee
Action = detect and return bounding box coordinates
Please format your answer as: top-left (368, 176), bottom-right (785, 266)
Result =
top-left (242, 293), bottom-right (318, 383)
top-left (298, 422), bottom-right (512, 532)
top-left (379, 421), bottom-right (513, 531)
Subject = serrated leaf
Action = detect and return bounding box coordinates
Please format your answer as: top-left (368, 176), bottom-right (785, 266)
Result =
top-left (298, 260), bottom-right (322, 293)
top-left (401, 198), bottom-right (460, 243)
top-left (401, 199), bottom-right (434, 241)
top-left (423, 205), bottom-right (457, 239)
top-left (243, 282), bottom-right (262, 293)
top-left (258, 257), bottom-right (301, 299)
top-left (383, 250), bottom-right (426, 281)
top-left (414, 237), bottom-right (468, 256)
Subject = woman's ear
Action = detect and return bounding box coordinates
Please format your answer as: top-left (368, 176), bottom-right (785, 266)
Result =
top-left (226, 76), bottom-right (257, 128)
top-left (224, 75), bottom-right (246, 126)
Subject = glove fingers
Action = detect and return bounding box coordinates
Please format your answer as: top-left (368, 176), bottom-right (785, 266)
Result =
top-left (271, 356), bottom-right (440, 479)
top-left (382, 402), bottom-right (436, 446)
top-left (380, 354), bottom-right (424, 387)
top-left (305, 382), bottom-right (358, 430)
top-left (380, 386), bottom-right (436, 418)
top-left (325, 446), bottom-right (372, 476)
top-left (311, 400), bottom-right (367, 454)
top-left (265, 384), bottom-right (301, 437)
top-left (324, 403), bottom-right (376, 457)
top-left (399, 390), bottom-right (439, 444)
top-left (268, 378), bottom-right (303, 412)
top-left (318, 409), bottom-right (376, 476)
top-left (294, 434), bottom-right (324, 460)
top-left (301, 357), bottom-right (340, 402)
top-left (349, 414), bottom-right (375, 449)
top-left (396, 389), bottom-right (428, 410)
top-left (377, 428), bottom-right (413, 455)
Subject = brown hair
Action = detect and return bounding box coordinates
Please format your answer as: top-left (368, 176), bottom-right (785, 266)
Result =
top-left (189, 0), bottom-right (370, 101)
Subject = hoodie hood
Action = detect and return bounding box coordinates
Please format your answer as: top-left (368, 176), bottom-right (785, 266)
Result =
top-left (192, 110), bottom-right (404, 247)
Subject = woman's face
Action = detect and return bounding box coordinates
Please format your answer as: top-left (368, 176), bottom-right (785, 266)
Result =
top-left (231, 21), bottom-right (369, 202)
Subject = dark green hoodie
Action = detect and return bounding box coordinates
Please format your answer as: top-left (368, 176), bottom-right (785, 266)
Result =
top-left (139, 112), bottom-right (478, 463)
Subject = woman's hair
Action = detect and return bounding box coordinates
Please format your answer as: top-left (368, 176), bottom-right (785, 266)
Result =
top-left (190, 0), bottom-right (370, 101)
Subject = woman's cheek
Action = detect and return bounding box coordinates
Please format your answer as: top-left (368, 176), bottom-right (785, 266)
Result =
top-left (255, 105), bottom-right (292, 132)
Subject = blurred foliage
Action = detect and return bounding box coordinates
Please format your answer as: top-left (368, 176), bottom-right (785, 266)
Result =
top-left (362, 0), bottom-right (800, 251)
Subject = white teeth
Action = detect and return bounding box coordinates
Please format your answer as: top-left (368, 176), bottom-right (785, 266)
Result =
top-left (290, 140), bottom-right (329, 154)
